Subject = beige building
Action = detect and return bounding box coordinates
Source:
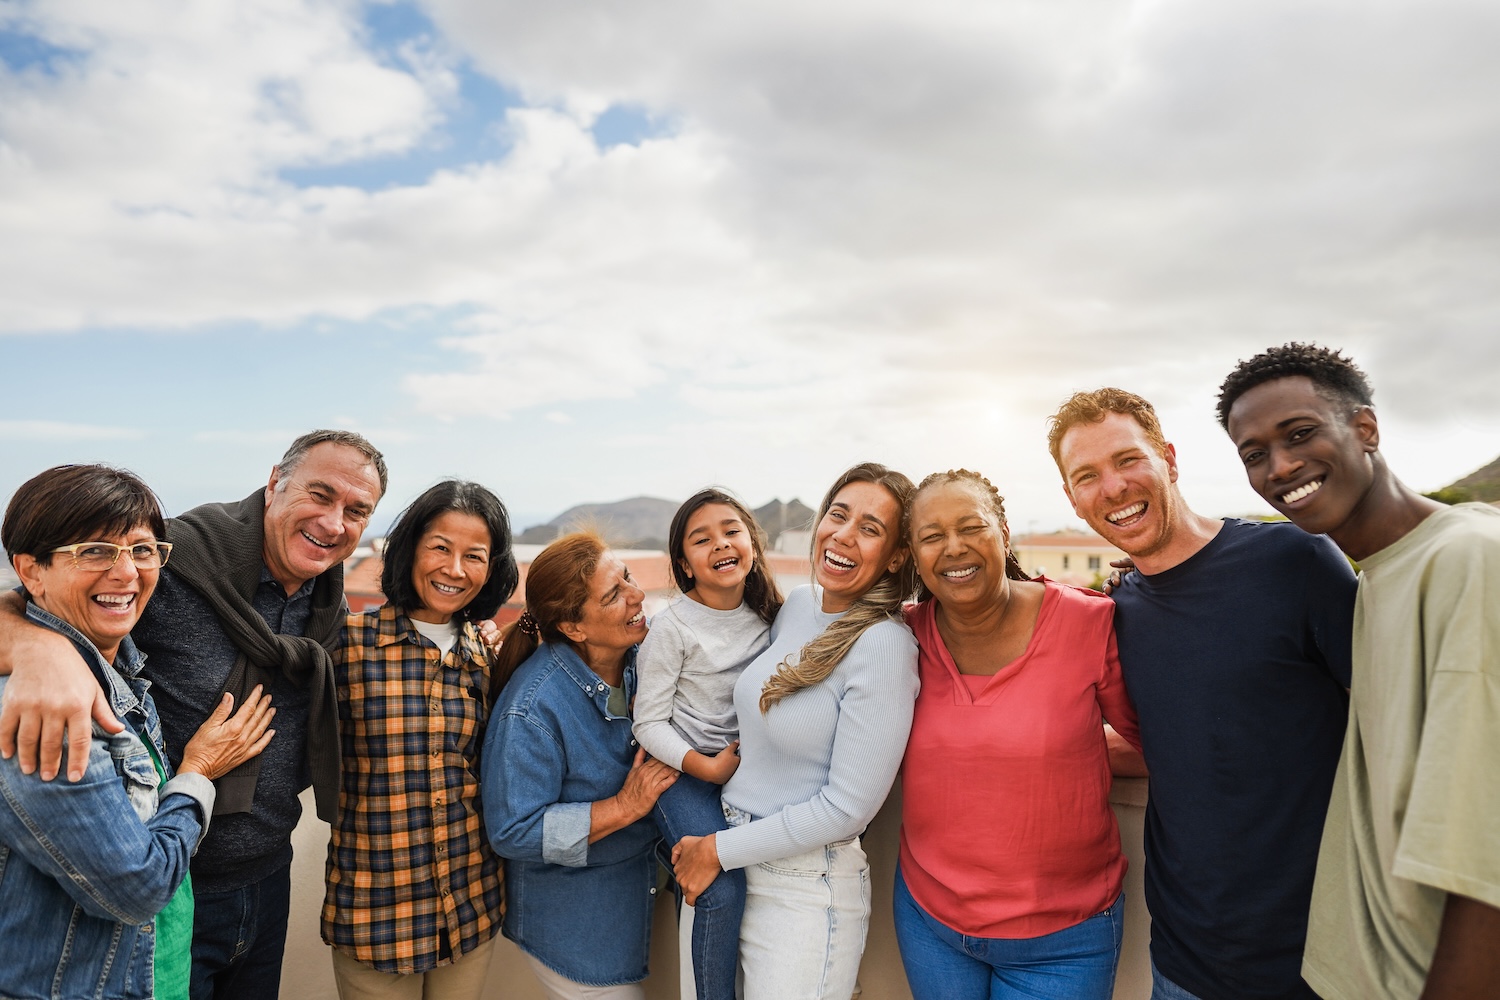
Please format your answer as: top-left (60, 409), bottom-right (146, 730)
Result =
top-left (1012, 529), bottom-right (1127, 589)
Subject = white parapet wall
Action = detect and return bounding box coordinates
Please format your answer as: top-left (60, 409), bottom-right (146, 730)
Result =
top-left (284, 778), bottom-right (1152, 999)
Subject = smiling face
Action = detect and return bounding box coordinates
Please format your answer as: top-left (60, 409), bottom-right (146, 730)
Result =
top-left (813, 480), bottom-right (907, 613)
top-left (1226, 375), bottom-right (1379, 542)
top-left (408, 510), bottom-right (493, 625)
top-left (1058, 411), bottom-right (1182, 564)
top-left (909, 480), bottom-right (1009, 611)
top-left (678, 502), bottom-right (755, 610)
top-left (560, 552), bottom-right (648, 673)
top-left (15, 524), bottom-right (160, 663)
top-left (262, 442), bottom-right (383, 594)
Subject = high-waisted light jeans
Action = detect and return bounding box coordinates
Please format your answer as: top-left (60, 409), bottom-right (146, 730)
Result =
top-left (726, 803), bottom-right (871, 1000)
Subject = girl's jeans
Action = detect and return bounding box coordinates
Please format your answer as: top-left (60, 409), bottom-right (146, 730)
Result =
top-left (653, 773), bottom-right (745, 1000)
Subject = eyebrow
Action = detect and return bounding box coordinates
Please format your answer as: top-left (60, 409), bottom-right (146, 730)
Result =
top-left (834, 502), bottom-right (887, 530)
top-left (687, 517), bottom-right (744, 538)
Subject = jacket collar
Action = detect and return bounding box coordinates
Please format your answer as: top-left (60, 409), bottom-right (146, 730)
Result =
top-left (545, 641), bottom-right (636, 718)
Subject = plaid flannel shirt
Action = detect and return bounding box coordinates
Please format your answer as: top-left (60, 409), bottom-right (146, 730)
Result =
top-left (321, 605), bottom-right (503, 974)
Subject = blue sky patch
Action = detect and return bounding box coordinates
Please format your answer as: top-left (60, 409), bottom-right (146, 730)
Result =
top-left (592, 104), bottom-right (673, 149)
top-left (0, 27), bottom-right (82, 75)
top-left (278, 2), bottom-right (524, 192)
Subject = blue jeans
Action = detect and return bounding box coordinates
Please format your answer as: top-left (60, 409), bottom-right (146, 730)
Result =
top-left (653, 772), bottom-right (745, 1000)
top-left (893, 864), bottom-right (1124, 1000)
top-left (1151, 961), bottom-right (1208, 1000)
top-left (189, 864), bottom-right (292, 1000)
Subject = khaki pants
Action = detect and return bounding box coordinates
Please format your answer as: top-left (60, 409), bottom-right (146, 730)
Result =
top-left (330, 936), bottom-right (498, 1000)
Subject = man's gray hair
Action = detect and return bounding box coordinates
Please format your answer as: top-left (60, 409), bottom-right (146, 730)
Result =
top-left (276, 429), bottom-right (388, 496)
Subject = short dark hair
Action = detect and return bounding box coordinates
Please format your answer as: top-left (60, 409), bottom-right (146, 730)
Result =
top-left (379, 480), bottom-right (519, 621)
top-left (278, 429), bottom-right (388, 497)
top-left (4, 465), bottom-right (166, 566)
top-left (1216, 343), bottom-right (1374, 428)
top-left (667, 488), bottom-right (783, 626)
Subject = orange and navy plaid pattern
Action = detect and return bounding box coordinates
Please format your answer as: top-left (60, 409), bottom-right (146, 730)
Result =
top-left (321, 605), bottom-right (503, 974)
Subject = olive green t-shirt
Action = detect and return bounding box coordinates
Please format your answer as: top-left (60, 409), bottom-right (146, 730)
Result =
top-left (1302, 503), bottom-right (1500, 1000)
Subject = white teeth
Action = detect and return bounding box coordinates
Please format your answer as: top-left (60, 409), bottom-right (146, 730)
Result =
top-left (431, 583), bottom-right (463, 595)
top-left (94, 594), bottom-right (134, 608)
top-left (942, 566), bottom-right (979, 580)
top-left (301, 530), bottom-right (335, 549)
top-left (1281, 479), bottom-right (1323, 505)
top-left (712, 558), bottom-right (739, 570)
top-left (824, 551), bottom-right (855, 570)
top-left (1106, 502), bottom-right (1146, 524)
top-left (627, 612), bottom-right (644, 626)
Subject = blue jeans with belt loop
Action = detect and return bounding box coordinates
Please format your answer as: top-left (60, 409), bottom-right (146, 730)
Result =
top-left (893, 863), bottom-right (1124, 1000)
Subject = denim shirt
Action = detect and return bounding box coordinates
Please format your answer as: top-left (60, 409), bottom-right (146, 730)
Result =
top-left (481, 642), bottom-right (659, 986)
top-left (0, 603), bottom-right (216, 1000)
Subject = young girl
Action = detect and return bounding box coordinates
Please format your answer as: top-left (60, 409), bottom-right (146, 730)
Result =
top-left (632, 488), bottom-right (784, 1000)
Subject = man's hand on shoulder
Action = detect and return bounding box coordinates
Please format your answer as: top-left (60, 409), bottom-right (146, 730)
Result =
top-left (0, 591), bottom-right (124, 781)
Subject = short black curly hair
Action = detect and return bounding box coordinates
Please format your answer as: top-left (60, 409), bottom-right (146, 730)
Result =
top-left (1216, 342), bottom-right (1374, 429)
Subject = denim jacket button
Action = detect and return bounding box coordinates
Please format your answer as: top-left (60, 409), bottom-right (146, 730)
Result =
top-left (140, 922), bottom-right (153, 933)
top-left (629, 739), bottom-right (637, 747)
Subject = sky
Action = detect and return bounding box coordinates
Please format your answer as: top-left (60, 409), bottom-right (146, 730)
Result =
top-left (3, 0), bottom-right (1498, 538)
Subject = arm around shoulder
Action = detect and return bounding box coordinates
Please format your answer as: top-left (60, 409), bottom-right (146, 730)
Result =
top-left (0, 596), bottom-right (123, 781)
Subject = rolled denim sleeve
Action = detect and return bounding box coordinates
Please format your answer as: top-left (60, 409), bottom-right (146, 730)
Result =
top-left (483, 708), bottom-right (595, 867)
top-left (541, 801), bottom-right (593, 866)
top-left (0, 731), bottom-right (202, 925)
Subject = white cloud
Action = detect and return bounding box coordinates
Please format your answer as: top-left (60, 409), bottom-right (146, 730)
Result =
top-left (2, 0), bottom-right (1499, 523)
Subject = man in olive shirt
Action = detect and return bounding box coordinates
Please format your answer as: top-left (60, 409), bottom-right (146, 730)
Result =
top-left (1220, 342), bottom-right (1500, 1000)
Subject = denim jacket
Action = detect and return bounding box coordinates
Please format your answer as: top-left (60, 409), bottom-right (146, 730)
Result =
top-left (0, 603), bottom-right (215, 1000)
top-left (481, 642), bottom-right (659, 986)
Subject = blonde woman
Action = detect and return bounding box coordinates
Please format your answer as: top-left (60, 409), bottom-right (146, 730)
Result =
top-left (673, 462), bottom-right (920, 1000)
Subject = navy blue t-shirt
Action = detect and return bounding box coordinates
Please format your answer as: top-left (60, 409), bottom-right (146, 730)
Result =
top-left (1112, 519), bottom-right (1354, 1000)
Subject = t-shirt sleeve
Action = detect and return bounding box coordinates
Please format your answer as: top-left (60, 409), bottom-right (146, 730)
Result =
top-left (1303, 533), bottom-right (1358, 688)
top-left (631, 613), bottom-right (694, 769)
top-left (714, 622), bottom-right (919, 871)
top-left (1391, 533), bottom-right (1500, 910)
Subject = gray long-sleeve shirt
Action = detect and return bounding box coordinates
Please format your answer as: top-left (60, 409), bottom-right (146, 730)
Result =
top-left (632, 596), bottom-right (770, 769)
top-left (716, 585), bottom-right (918, 872)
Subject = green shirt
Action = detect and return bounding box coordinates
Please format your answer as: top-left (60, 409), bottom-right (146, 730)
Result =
top-left (144, 738), bottom-right (196, 1000)
top-left (1302, 503), bottom-right (1500, 1000)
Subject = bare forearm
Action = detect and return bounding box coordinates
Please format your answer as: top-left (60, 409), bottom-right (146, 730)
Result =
top-left (1106, 725), bottom-right (1148, 778)
top-left (0, 589), bottom-right (31, 673)
top-left (1420, 893), bottom-right (1500, 1000)
top-left (588, 795), bottom-right (646, 844)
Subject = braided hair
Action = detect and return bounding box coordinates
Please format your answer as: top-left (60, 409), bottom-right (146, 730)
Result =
top-left (906, 469), bottom-right (1030, 601)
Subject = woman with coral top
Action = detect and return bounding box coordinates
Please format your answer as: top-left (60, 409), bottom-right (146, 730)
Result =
top-left (896, 469), bottom-right (1142, 1000)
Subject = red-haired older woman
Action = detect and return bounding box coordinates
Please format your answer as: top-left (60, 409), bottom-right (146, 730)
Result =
top-left (481, 533), bottom-right (677, 1000)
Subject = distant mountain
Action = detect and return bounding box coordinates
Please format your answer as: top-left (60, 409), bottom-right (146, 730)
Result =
top-left (1429, 454), bottom-right (1500, 505)
top-left (1449, 454), bottom-right (1500, 502)
top-left (753, 498), bottom-right (816, 546)
top-left (518, 496), bottom-right (680, 549)
top-left (516, 494), bottom-right (818, 550)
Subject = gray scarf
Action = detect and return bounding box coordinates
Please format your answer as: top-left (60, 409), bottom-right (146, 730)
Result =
top-left (166, 488), bottom-right (344, 823)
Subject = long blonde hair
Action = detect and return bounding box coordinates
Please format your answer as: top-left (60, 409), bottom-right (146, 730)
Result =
top-left (759, 462), bottom-right (917, 712)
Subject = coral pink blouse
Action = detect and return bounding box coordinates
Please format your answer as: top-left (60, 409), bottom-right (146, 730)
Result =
top-left (899, 581), bottom-right (1141, 938)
